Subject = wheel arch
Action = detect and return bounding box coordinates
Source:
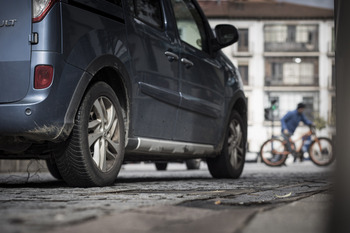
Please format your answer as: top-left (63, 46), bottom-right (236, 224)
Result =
top-left (215, 90), bottom-right (248, 153)
top-left (231, 92), bottom-right (248, 129)
top-left (63, 55), bottom-right (131, 141)
top-left (230, 91), bottom-right (248, 151)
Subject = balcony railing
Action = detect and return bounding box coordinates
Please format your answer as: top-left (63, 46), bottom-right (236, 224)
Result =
top-left (265, 42), bottom-right (318, 52)
top-left (265, 75), bottom-right (319, 86)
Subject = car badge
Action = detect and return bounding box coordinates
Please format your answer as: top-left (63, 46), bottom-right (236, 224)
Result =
top-left (0, 19), bottom-right (17, 27)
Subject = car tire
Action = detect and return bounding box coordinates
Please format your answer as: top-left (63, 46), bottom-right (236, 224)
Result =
top-left (207, 110), bottom-right (246, 178)
top-left (185, 159), bottom-right (201, 170)
top-left (54, 82), bottom-right (125, 187)
top-left (155, 162), bottom-right (168, 171)
top-left (46, 156), bottom-right (62, 180)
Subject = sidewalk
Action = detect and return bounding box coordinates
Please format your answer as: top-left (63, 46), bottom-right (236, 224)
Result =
top-left (242, 193), bottom-right (332, 233)
top-left (53, 192), bottom-right (332, 233)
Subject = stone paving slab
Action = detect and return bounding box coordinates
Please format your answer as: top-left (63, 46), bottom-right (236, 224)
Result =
top-left (242, 193), bottom-right (332, 233)
top-left (52, 205), bottom-right (258, 233)
top-left (51, 193), bottom-right (332, 233)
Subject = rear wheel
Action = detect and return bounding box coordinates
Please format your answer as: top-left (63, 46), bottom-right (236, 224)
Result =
top-left (155, 162), bottom-right (168, 171)
top-left (309, 137), bottom-right (334, 166)
top-left (186, 159), bottom-right (201, 170)
top-left (207, 110), bottom-right (246, 178)
top-left (260, 138), bottom-right (288, 166)
top-left (54, 82), bottom-right (125, 187)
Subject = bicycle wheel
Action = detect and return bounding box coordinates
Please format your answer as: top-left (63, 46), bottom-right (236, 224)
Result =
top-left (309, 137), bottom-right (334, 166)
top-left (260, 138), bottom-right (288, 166)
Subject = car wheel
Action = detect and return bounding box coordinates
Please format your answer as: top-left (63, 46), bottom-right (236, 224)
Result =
top-left (54, 82), bottom-right (125, 187)
top-left (207, 110), bottom-right (246, 178)
top-left (185, 159), bottom-right (201, 170)
top-left (155, 162), bottom-right (168, 171)
top-left (45, 156), bottom-right (62, 180)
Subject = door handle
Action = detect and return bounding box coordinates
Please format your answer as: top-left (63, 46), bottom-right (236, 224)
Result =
top-left (164, 51), bottom-right (179, 62)
top-left (181, 58), bottom-right (194, 69)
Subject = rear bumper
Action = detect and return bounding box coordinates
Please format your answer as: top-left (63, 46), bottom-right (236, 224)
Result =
top-left (0, 97), bottom-right (72, 142)
top-left (0, 52), bottom-right (86, 142)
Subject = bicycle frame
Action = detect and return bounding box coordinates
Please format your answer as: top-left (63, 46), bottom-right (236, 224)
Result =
top-left (280, 126), bottom-right (323, 156)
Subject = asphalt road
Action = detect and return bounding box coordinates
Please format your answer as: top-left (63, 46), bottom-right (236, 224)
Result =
top-left (0, 160), bottom-right (333, 233)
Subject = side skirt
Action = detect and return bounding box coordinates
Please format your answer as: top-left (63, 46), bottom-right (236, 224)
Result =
top-left (125, 137), bottom-right (217, 160)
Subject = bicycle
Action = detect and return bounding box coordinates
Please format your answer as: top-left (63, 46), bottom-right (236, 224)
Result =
top-left (260, 126), bottom-right (334, 166)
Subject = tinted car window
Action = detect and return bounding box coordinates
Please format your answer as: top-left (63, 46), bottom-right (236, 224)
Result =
top-left (171, 0), bottom-right (208, 52)
top-left (134, 0), bottom-right (163, 29)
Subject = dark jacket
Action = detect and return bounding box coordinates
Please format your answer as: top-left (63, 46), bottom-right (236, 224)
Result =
top-left (281, 110), bottom-right (312, 134)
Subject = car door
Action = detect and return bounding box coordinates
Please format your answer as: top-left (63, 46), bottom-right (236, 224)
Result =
top-left (126, 0), bottom-right (181, 140)
top-left (170, 0), bottom-right (226, 144)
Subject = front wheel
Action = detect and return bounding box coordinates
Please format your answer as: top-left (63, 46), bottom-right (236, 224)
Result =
top-left (54, 82), bottom-right (125, 187)
top-left (207, 110), bottom-right (246, 178)
top-left (45, 156), bottom-right (62, 180)
top-left (309, 137), bottom-right (334, 166)
top-left (260, 138), bottom-right (288, 166)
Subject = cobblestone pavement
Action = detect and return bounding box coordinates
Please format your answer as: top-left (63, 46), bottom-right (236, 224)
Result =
top-left (0, 161), bottom-right (334, 233)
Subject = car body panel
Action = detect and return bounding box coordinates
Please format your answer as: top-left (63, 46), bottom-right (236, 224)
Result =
top-left (0, 0), bottom-right (32, 103)
top-left (175, 44), bottom-right (226, 144)
top-left (126, 19), bottom-right (180, 139)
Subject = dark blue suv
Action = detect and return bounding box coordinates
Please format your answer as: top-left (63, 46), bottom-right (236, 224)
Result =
top-left (0, 0), bottom-right (247, 187)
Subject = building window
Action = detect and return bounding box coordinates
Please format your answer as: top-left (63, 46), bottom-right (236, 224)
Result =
top-left (265, 25), bottom-right (287, 43)
top-left (238, 29), bottom-right (249, 52)
top-left (302, 96), bottom-right (314, 121)
top-left (283, 62), bottom-right (314, 85)
top-left (264, 24), bottom-right (318, 52)
top-left (265, 57), bottom-right (318, 86)
top-left (238, 64), bottom-right (249, 85)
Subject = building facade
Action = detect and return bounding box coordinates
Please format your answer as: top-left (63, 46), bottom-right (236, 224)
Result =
top-left (199, 0), bottom-right (335, 153)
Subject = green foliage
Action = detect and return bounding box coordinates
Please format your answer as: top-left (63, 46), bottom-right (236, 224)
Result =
top-left (313, 114), bottom-right (327, 130)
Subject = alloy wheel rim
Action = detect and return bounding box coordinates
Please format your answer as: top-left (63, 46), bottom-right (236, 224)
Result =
top-left (228, 119), bottom-right (244, 169)
top-left (87, 97), bottom-right (121, 172)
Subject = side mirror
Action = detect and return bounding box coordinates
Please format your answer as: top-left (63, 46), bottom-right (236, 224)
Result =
top-left (214, 24), bottom-right (239, 50)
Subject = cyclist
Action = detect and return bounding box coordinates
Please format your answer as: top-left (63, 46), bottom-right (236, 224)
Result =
top-left (280, 103), bottom-right (313, 161)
